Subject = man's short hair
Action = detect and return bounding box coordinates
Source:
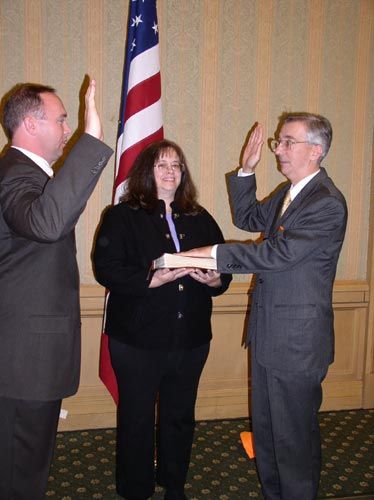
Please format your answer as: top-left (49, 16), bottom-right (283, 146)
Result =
top-left (280, 112), bottom-right (332, 162)
top-left (1, 83), bottom-right (56, 139)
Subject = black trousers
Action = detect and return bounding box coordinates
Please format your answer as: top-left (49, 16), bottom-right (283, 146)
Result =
top-left (0, 396), bottom-right (61, 500)
top-left (109, 338), bottom-right (210, 500)
top-left (251, 347), bottom-right (328, 500)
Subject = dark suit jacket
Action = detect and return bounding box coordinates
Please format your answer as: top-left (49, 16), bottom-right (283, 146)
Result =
top-left (217, 168), bottom-right (347, 372)
top-left (0, 134), bottom-right (113, 401)
top-left (93, 200), bottom-right (232, 350)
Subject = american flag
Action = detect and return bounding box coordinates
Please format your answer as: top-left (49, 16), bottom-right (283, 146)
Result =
top-left (99, 0), bottom-right (163, 402)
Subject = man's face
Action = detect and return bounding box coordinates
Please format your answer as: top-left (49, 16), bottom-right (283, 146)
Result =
top-left (274, 121), bottom-right (320, 184)
top-left (35, 92), bottom-right (71, 164)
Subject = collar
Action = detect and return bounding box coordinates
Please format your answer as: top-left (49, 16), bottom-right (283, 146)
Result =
top-left (11, 146), bottom-right (54, 178)
top-left (289, 169), bottom-right (320, 201)
top-left (157, 199), bottom-right (181, 213)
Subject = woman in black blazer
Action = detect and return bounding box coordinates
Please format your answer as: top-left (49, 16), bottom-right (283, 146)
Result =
top-left (93, 140), bottom-right (231, 500)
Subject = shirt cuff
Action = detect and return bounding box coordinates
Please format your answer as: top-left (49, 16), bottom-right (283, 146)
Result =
top-left (211, 244), bottom-right (218, 259)
top-left (238, 168), bottom-right (255, 177)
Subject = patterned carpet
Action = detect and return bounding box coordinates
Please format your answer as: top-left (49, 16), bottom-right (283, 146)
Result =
top-left (46, 409), bottom-right (374, 499)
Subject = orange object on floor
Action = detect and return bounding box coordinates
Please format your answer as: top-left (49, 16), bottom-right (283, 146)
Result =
top-left (240, 431), bottom-right (256, 459)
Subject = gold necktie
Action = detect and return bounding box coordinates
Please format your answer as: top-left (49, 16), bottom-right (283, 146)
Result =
top-left (280, 190), bottom-right (292, 217)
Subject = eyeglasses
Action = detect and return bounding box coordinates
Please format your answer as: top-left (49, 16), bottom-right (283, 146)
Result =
top-left (270, 139), bottom-right (317, 152)
top-left (154, 162), bottom-right (183, 173)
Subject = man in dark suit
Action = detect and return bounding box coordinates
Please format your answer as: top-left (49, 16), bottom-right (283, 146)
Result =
top-left (181, 113), bottom-right (347, 499)
top-left (0, 80), bottom-right (113, 499)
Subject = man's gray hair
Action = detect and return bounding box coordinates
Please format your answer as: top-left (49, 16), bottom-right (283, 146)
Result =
top-left (280, 112), bottom-right (332, 162)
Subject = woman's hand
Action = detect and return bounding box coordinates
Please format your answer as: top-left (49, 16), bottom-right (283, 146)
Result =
top-left (149, 267), bottom-right (191, 288)
top-left (189, 269), bottom-right (222, 288)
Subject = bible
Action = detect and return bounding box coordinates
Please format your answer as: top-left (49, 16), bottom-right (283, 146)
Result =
top-left (152, 253), bottom-right (217, 270)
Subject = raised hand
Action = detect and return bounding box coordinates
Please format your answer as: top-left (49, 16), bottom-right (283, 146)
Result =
top-left (242, 123), bottom-right (264, 173)
top-left (84, 79), bottom-right (103, 140)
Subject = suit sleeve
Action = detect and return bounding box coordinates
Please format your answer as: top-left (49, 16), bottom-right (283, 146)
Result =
top-left (198, 209), bottom-right (232, 296)
top-left (228, 173), bottom-right (283, 233)
top-left (217, 192), bottom-right (347, 274)
top-left (0, 134), bottom-right (113, 242)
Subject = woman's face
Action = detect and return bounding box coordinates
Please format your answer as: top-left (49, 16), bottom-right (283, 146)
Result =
top-left (153, 149), bottom-right (182, 200)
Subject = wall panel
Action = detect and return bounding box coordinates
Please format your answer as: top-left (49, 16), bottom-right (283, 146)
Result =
top-left (58, 281), bottom-right (369, 430)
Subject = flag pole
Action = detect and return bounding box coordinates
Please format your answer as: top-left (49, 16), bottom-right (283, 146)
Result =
top-left (99, 0), bottom-right (164, 403)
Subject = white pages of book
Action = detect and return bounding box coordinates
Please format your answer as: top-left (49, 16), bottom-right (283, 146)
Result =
top-left (152, 253), bottom-right (217, 270)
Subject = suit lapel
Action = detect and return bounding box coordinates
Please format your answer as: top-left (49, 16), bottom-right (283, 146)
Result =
top-left (268, 168), bottom-right (327, 235)
top-left (280, 168), bottom-right (327, 219)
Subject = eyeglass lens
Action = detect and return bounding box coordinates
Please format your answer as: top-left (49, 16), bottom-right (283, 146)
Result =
top-left (155, 162), bottom-right (181, 171)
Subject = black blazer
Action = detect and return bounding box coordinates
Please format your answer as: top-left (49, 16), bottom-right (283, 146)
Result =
top-left (93, 201), bottom-right (232, 350)
top-left (0, 135), bottom-right (113, 400)
top-left (217, 168), bottom-right (347, 371)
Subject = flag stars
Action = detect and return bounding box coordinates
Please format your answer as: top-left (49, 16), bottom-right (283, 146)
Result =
top-left (130, 39), bottom-right (136, 51)
top-left (131, 14), bottom-right (143, 27)
top-left (152, 21), bottom-right (158, 34)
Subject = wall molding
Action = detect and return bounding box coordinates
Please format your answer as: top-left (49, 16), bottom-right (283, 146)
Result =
top-left (58, 280), bottom-right (370, 431)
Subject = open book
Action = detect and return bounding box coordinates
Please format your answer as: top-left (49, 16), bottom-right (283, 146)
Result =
top-left (152, 253), bottom-right (217, 270)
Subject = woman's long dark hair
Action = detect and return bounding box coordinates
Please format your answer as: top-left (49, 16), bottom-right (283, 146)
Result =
top-left (122, 139), bottom-right (202, 214)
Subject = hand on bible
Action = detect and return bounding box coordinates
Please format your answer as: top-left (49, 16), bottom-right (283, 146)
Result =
top-left (178, 246), bottom-right (213, 258)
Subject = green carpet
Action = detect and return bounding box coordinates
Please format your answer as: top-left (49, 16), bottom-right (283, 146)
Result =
top-left (46, 409), bottom-right (374, 499)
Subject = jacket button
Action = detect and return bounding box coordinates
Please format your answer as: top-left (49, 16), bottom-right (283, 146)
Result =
top-left (179, 233), bottom-right (185, 239)
top-left (258, 278), bottom-right (263, 283)
top-left (165, 234), bottom-right (170, 239)
top-left (178, 284), bottom-right (184, 291)
top-left (177, 312), bottom-right (183, 319)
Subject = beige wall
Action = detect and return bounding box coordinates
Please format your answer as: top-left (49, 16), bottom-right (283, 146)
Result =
top-left (0, 1), bottom-right (373, 428)
top-left (61, 279), bottom-right (369, 430)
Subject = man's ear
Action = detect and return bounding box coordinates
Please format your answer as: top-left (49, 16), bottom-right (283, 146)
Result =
top-left (311, 143), bottom-right (323, 162)
top-left (23, 115), bottom-right (38, 136)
